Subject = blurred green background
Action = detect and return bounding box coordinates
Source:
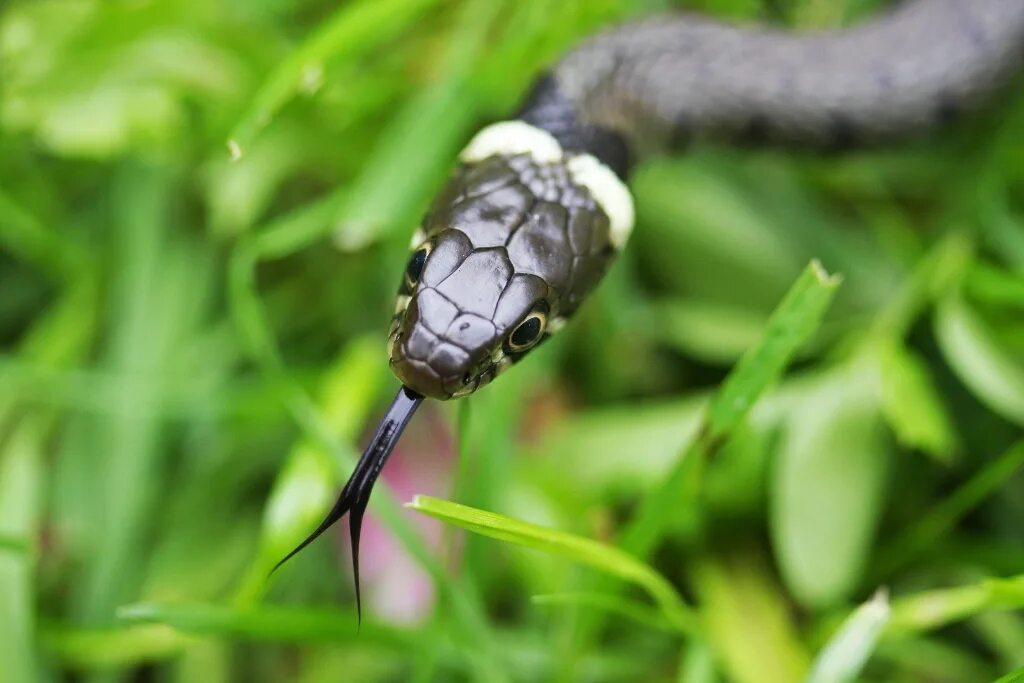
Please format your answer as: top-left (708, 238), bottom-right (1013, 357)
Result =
top-left (3, 0), bottom-right (1024, 681)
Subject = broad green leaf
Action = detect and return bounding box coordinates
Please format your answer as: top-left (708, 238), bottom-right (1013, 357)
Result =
top-left (678, 639), bottom-right (718, 683)
top-left (878, 342), bottom-right (957, 463)
top-left (771, 362), bottom-right (889, 608)
top-left (531, 393), bottom-right (707, 496)
top-left (692, 552), bottom-right (811, 683)
top-left (653, 298), bottom-right (769, 364)
top-left (870, 634), bottom-right (994, 683)
top-left (935, 293), bottom-right (1024, 427)
top-left (966, 263), bottom-right (1024, 309)
top-left (703, 423), bottom-right (774, 518)
top-left (561, 260), bottom-right (841, 651)
top-left (633, 159), bottom-right (802, 311)
top-left (978, 188), bottom-right (1024, 272)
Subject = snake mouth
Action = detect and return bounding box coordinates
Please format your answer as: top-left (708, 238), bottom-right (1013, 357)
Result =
top-left (450, 364), bottom-right (493, 398)
top-left (449, 346), bottom-right (514, 398)
top-left (386, 325), bottom-right (468, 400)
top-left (387, 321), bottom-right (505, 400)
top-left (387, 286), bottom-right (504, 399)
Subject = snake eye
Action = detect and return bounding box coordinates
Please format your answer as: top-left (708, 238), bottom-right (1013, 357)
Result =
top-left (404, 244), bottom-right (431, 288)
top-left (508, 307), bottom-right (548, 352)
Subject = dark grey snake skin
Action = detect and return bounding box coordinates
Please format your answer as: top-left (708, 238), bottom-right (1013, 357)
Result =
top-left (389, 0), bottom-right (1024, 401)
top-left (279, 0), bottom-right (1024, 609)
top-left (555, 0), bottom-right (1024, 153)
top-left (389, 153), bottom-right (614, 399)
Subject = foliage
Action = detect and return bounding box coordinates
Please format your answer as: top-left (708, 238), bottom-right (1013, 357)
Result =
top-left (2, 0), bottom-right (1024, 681)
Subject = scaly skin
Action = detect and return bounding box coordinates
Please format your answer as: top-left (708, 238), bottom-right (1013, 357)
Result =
top-left (280, 1), bottom-right (1024, 611)
top-left (389, 0), bottom-right (1024, 400)
top-left (389, 153), bottom-right (614, 399)
top-left (555, 0), bottom-right (1024, 151)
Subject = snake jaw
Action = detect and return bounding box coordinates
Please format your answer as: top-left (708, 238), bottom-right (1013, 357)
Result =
top-left (387, 303), bottom-right (509, 399)
top-left (450, 349), bottom-right (511, 398)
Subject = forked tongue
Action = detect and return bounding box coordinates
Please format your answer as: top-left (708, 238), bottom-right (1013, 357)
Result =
top-left (271, 386), bottom-right (424, 621)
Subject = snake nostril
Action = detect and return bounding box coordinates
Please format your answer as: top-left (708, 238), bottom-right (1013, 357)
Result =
top-left (462, 372), bottom-right (472, 385)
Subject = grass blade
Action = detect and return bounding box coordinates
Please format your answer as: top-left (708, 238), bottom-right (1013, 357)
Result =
top-left (227, 0), bottom-right (440, 155)
top-left (331, 0), bottom-right (506, 250)
top-left (705, 260), bottom-right (842, 442)
top-left (119, 602), bottom-right (413, 645)
top-left (407, 495), bottom-right (697, 633)
top-left (565, 259), bottom-right (841, 655)
top-left (0, 188), bottom-right (85, 280)
top-left (0, 418), bottom-right (47, 683)
top-left (771, 362), bottom-right (888, 607)
top-left (874, 440), bottom-right (1024, 579)
top-left (621, 260), bottom-right (841, 557)
top-left (806, 590), bottom-right (890, 683)
top-left (531, 593), bottom-right (676, 633)
top-left (889, 576), bottom-right (1024, 633)
top-left (995, 667), bottom-right (1024, 683)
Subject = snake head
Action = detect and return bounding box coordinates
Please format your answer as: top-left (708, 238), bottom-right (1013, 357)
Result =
top-left (388, 122), bottom-right (634, 400)
top-left (388, 224), bottom-right (555, 400)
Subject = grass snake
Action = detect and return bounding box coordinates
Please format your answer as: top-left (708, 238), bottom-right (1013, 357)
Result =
top-left (274, 0), bottom-right (1024, 616)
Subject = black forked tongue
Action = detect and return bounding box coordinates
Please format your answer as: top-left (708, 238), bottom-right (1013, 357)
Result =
top-left (271, 385), bottom-right (424, 622)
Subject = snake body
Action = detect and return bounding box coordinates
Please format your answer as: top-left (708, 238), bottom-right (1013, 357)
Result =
top-left (280, 0), bottom-right (1024, 611)
top-left (389, 0), bottom-right (1024, 401)
top-left (545, 0), bottom-right (1024, 156)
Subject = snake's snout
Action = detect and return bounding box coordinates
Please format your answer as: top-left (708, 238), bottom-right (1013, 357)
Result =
top-left (389, 351), bottom-right (450, 401)
top-left (389, 288), bottom-right (494, 400)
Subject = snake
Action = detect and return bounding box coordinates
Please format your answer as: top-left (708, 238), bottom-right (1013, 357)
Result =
top-left (274, 0), bottom-right (1024, 616)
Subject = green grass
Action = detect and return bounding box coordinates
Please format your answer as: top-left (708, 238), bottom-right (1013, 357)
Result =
top-left (3, 0), bottom-right (1024, 681)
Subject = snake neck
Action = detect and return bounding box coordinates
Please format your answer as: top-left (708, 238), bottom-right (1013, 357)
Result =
top-left (516, 73), bottom-right (635, 180)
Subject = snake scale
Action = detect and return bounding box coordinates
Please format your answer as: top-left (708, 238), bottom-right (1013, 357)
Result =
top-left (274, 0), bottom-right (1024, 615)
